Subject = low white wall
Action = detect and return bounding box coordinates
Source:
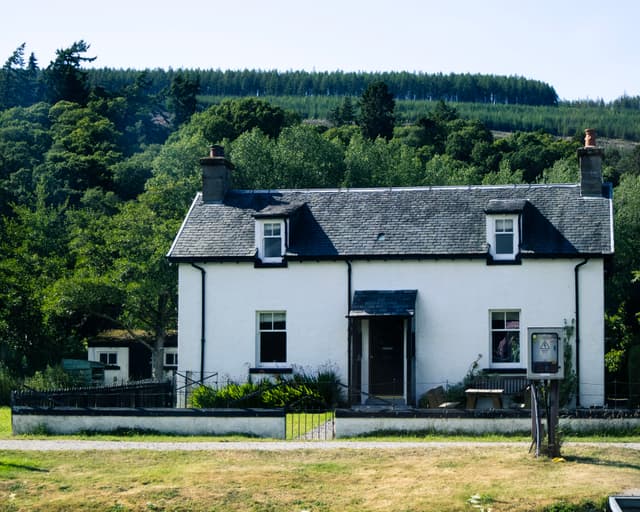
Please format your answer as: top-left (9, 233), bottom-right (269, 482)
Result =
top-left (12, 408), bottom-right (284, 439)
top-left (334, 415), bottom-right (640, 438)
top-left (335, 416), bottom-right (532, 437)
top-left (12, 408), bottom-right (639, 439)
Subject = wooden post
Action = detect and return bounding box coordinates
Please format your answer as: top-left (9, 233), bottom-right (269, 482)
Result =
top-left (547, 380), bottom-right (561, 458)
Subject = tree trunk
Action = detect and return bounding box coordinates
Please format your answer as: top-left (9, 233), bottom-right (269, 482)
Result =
top-left (151, 333), bottom-right (165, 381)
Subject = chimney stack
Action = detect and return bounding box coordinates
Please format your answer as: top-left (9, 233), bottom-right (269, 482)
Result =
top-left (577, 128), bottom-right (603, 197)
top-left (200, 145), bottom-right (233, 203)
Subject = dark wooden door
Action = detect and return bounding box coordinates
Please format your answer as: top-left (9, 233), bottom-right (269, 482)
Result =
top-left (369, 317), bottom-right (404, 395)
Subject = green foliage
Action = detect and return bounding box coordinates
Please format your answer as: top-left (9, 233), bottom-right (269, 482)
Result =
top-left (44, 40), bottom-right (96, 105)
top-left (560, 320), bottom-right (578, 407)
top-left (23, 365), bottom-right (78, 391)
top-left (629, 345), bottom-right (640, 407)
top-left (444, 354), bottom-right (483, 404)
top-left (0, 364), bottom-right (18, 405)
top-left (328, 96), bottom-right (357, 127)
top-left (167, 73), bottom-right (199, 127)
top-left (190, 368), bottom-right (343, 409)
top-left (359, 81), bottom-right (395, 140)
top-left (198, 97), bottom-right (291, 143)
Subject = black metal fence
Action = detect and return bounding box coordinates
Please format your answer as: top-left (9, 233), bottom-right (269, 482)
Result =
top-left (11, 380), bottom-right (174, 408)
top-left (606, 379), bottom-right (640, 409)
top-left (285, 408), bottom-right (336, 440)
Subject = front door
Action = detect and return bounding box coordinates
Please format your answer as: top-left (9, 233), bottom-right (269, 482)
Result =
top-left (369, 317), bottom-right (404, 396)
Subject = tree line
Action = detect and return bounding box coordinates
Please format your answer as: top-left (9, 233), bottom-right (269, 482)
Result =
top-left (0, 41), bottom-right (638, 402)
top-left (87, 68), bottom-right (559, 106)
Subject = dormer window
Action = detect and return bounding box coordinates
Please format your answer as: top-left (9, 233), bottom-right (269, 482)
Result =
top-left (253, 201), bottom-right (305, 265)
top-left (495, 218), bottom-right (514, 255)
top-left (256, 219), bottom-right (286, 263)
top-left (487, 215), bottom-right (519, 261)
top-left (263, 222), bottom-right (282, 258)
top-left (485, 199), bottom-right (527, 263)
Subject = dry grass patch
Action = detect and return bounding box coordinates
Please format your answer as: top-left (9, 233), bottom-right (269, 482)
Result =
top-left (0, 444), bottom-right (638, 511)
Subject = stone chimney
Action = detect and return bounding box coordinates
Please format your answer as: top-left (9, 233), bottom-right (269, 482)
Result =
top-left (200, 145), bottom-right (233, 203)
top-left (577, 128), bottom-right (603, 197)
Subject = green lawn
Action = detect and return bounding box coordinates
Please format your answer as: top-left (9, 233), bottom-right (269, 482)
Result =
top-left (1, 443), bottom-right (638, 511)
top-left (0, 407), bottom-right (10, 437)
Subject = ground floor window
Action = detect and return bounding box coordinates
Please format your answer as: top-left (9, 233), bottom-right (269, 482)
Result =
top-left (491, 310), bottom-right (520, 364)
top-left (258, 311), bottom-right (287, 364)
top-left (98, 352), bottom-right (118, 365)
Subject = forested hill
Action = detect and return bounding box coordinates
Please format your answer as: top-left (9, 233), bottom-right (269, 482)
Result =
top-left (87, 69), bottom-right (559, 106)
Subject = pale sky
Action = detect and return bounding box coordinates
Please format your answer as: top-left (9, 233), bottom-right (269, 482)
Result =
top-left (3, 0), bottom-right (638, 101)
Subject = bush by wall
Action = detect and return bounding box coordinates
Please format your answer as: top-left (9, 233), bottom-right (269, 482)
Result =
top-left (190, 368), bottom-right (344, 409)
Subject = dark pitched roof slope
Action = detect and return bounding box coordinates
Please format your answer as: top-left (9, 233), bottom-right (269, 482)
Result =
top-left (167, 184), bottom-right (613, 261)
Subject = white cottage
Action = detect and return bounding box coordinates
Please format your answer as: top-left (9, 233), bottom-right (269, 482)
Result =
top-left (167, 140), bottom-right (613, 408)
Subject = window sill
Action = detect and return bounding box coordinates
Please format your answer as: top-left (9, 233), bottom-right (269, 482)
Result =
top-left (249, 367), bottom-right (293, 375)
top-left (254, 259), bottom-right (288, 268)
top-left (482, 367), bottom-right (526, 375)
top-left (486, 254), bottom-right (522, 265)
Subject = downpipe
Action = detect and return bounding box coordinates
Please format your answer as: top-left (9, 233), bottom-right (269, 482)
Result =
top-left (574, 258), bottom-right (588, 408)
top-left (191, 263), bottom-right (206, 383)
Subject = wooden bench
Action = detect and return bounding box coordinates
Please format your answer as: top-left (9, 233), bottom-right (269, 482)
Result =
top-left (465, 388), bottom-right (503, 409)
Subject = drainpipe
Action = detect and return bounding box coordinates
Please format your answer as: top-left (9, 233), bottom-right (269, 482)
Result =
top-left (346, 260), bottom-right (353, 406)
top-left (191, 263), bottom-right (206, 383)
top-left (574, 258), bottom-right (588, 408)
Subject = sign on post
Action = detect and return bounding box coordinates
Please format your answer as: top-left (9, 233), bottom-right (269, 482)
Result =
top-left (527, 327), bottom-right (564, 380)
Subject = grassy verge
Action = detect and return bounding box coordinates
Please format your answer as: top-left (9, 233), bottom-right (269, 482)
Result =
top-left (0, 444), bottom-right (638, 511)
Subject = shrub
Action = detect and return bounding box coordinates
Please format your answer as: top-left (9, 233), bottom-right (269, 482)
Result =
top-left (189, 367), bottom-right (345, 409)
top-left (0, 364), bottom-right (18, 405)
top-left (23, 365), bottom-right (78, 391)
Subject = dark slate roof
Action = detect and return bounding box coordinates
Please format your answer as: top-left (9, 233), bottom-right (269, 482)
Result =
top-left (349, 290), bottom-right (418, 317)
top-left (485, 199), bottom-right (528, 214)
top-left (167, 184), bottom-right (613, 261)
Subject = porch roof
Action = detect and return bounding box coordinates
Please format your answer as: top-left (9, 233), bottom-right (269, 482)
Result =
top-left (349, 290), bottom-right (418, 318)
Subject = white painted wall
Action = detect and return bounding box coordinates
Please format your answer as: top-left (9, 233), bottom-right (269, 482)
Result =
top-left (87, 346), bottom-right (130, 384)
top-left (177, 257), bottom-right (605, 406)
top-left (178, 261), bottom-right (348, 383)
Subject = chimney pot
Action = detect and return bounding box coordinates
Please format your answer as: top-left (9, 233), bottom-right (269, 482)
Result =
top-left (584, 128), bottom-right (596, 147)
top-left (210, 144), bottom-right (224, 158)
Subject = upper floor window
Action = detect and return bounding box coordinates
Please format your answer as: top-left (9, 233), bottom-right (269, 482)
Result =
top-left (490, 310), bottom-right (521, 365)
top-left (255, 219), bottom-right (286, 263)
top-left (484, 199), bottom-right (526, 263)
top-left (263, 222), bottom-right (282, 258)
top-left (495, 219), bottom-right (514, 254)
top-left (486, 215), bottom-right (519, 261)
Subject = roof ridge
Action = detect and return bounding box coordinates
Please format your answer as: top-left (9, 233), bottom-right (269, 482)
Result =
top-left (229, 183), bottom-right (581, 195)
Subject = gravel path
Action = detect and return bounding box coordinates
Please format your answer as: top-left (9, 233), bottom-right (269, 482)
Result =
top-left (0, 440), bottom-right (638, 451)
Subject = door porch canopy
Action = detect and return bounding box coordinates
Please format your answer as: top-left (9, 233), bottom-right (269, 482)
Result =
top-left (348, 290), bottom-right (417, 318)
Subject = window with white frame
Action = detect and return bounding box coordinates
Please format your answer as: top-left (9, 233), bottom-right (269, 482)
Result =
top-left (487, 215), bottom-right (519, 260)
top-left (256, 219), bottom-right (286, 263)
top-left (491, 311), bottom-right (521, 364)
top-left (495, 219), bottom-right (514, 254)
top-left (164, 350), bottom-right (178, 367)
top-left (258, 311), bottom-right (287, 365)
top-left (99, 352), bottom-right (118, 365)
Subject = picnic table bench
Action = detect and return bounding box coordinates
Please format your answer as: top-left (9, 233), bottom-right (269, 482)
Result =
top-left (465, 388), bottom-right (504, 409)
